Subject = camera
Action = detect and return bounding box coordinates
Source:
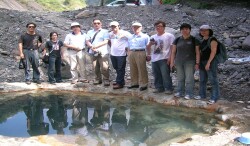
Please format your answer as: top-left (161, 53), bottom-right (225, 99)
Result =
top-left (150, 38), bottom-right (155, 42)
top-left (93, 50), bottom-right (100, 57)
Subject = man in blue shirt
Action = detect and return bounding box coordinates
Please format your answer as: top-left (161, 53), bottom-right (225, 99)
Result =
top-left (127, 22), bottom-right (150, 91)
top-left (87, 19), bottom-right (110, 86)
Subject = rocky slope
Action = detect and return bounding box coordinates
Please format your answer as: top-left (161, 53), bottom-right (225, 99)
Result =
top-left (0, 3), bottom-right (249, 102)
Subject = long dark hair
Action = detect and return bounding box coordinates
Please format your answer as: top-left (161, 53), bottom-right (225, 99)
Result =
top-left (49, 32), bottom-right (58, 40)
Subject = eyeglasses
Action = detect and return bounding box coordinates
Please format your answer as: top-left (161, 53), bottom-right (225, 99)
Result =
top-left (93, 22), bottom-right (101, 25)
top-left (155, 25), bottom-right (164, 28)
top-left (110, 25), bottom-right (117, 28)
top-left (28, 26), bottom-right (35, 28)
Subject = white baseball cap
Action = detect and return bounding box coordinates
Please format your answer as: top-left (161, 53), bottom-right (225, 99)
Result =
top-left (110, 21), bottom-right (119, 26)
top-left (132, 22), bottom-right (142, 27)
top-left (200, 24), bottom-right (211, 30)
top-left (71, 22), bottom-right (80, 28)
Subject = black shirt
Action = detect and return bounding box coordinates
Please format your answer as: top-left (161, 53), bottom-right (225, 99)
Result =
top-left (200, 37), bottom-right (217, 61)
top-left (45, 40), bottom-right (64, 57)
top-left (19, 33), bottom-right (42, 50)
top-left (173, 36), bottom-right (200, 63)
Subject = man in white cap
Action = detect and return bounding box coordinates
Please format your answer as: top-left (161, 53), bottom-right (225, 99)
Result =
top-left (64, 22), bottom-right (89, 84)
top-left (87, 18), bottom-right (110, 86)
top-left (127, 22), bottom-right (150, 91)
top-left (109, 21), bottom-right (132, 89)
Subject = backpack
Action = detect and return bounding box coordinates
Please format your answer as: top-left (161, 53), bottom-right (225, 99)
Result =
top-left (202, 37), bottom-right (228, 63)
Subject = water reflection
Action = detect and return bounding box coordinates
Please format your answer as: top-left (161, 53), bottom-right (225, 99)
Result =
top-left (47, 96), bottom-right (68, 135)
top-left (23, 99), bottom-right (49, 136)
top-left (0, 92), bottom-right (226, 145)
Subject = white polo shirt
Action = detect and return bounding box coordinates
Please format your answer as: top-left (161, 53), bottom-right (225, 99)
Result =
top-left (64, 32), bottom-right (88, 53)
top-left (109, 30), bottom-right (132, 56)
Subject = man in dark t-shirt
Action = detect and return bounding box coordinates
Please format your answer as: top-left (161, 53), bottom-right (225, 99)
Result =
top-left (18, 22), bottom-right (42, 84)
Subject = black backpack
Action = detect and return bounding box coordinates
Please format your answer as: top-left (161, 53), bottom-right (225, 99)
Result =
top-left (201, 37), bottom-right (228, 63)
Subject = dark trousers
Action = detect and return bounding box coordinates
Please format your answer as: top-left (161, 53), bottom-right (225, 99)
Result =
top-left (110, 55), bottom-right (126, 85)
top-left (23, 49), bottom-right (40, 81)
top-left (48, 55), bottom-right (62, 83)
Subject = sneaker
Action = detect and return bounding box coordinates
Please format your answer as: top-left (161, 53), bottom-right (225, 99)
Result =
top-left (184, 95), bottom-right (191, 100)
top-left (164, 90), bottom-right (173, 95)
top-left (208, 100), bottom-right (215, 105)
top-left (34, 80), bottom-right (41, 84)
top-left (174, 92), bottom-right (182, 98)
top-left (93, 80), bottom-right (102, 85)
top-left (194, 96), bottom-right (201, 100)
top-left (71, 80), bottom-right (77, 84)
top-left (25, 81), bottom-right (31, 85)
top-left (104, 81), bottom-right (110, 86)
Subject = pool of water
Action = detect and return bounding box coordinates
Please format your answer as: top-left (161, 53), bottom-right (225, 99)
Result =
top-left (0, 91), bottom-right (226, 145)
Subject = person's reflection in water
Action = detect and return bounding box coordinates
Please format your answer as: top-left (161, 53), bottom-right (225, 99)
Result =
top-left (47, 96), bottom-right (68, 135)
top-left (23, 98), bottom-right (49, 136)
top-left (69, 99), bottom-right (88, 136)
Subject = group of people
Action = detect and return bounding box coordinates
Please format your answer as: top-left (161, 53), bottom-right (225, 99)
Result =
top-left (18, 20), bottom-right (220, 104)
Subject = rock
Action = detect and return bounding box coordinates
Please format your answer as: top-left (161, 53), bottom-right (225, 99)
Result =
top-left (75, 10), bottom-right (97, 18)
top-left (205, 10), bottom-right (221, 17)
top-left (242, 35), bottom-right (250, 50)
top-left (247, 106), bottom-right (250, 109)
top-left (224, 38), bottom-right (232, 46)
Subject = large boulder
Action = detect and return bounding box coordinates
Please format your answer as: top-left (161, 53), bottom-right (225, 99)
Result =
top-left (242, 35), bottom-right (250, 50)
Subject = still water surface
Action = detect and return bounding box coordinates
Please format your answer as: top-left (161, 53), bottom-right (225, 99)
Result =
top-left (0, 91), bottom-right (222, 145)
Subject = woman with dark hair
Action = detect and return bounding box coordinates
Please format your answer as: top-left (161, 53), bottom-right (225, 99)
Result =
top-left (194, 25), bottom-right (219, 104)
top-left (43, 32), bottom-right (64, 84)
top-left (170, 23), bottom-right (200, 100)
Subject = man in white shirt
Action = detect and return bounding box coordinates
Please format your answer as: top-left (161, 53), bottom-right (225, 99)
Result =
top-left (87, 19), bottom-right (110, 86)
top-left (146, 20), bottom-right (174, 94)
top-left (127, 22), bottom-right (150, 91)
top-left (64, 22), bottom-right (89, 84)
top-left (109, 21), bottom-right (132, 89)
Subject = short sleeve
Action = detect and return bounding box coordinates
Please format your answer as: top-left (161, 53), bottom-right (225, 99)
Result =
top-left (169, 34), bottom-right (175, 45)
top-left (45, 41), bottom-right (49, 48)
top-left (64, 34), bottom-right (70, 44)
top-left (194, 38), bottom-right (200, 46)
top-left (172, 37), bottom-right (179, 45)
top-left (59, 40), bottom-right (64, 47)
top-left (38, 35), bottom-right (43, 43)
top-left (18, 35), bottom-right (24, 44)
top-left (103, 30), bottom-right (109, 40)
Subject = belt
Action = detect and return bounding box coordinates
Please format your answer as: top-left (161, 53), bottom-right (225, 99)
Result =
top-left (130, 49), bottom-right (145, 52)
top-left (25, 49), bottom-right (37, 51)
top-left (68, 48), bottom-right (85, 51)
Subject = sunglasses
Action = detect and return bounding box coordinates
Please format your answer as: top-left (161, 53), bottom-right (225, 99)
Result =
top-left (93, 22), bottom-right (101, 25)
top-left (28, 26), bottom-right (35, 28)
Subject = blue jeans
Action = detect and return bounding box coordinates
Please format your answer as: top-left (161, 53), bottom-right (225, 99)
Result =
top-left (48, 54), bottom-right (62, 83)
top-left (110, 55), bottom-right (126, 85)
top-left (199, 59), bottom-right (219, 101)
top-left (175, 60), bottom-right (195, 97)
top-left (152, 59), bottom-right (172, 91)
top-left (23, 49), bottom-right (40, 81)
